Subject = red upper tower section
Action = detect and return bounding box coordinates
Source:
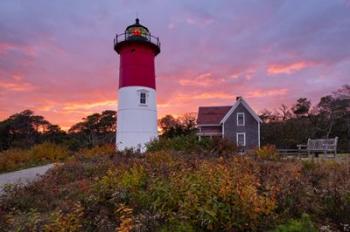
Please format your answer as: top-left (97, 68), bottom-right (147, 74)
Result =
top-left (114, 19), bottom-right (160, 90)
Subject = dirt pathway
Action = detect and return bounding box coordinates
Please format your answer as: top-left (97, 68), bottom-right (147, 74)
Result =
top-left (0, 163), bottom-right (55, 193)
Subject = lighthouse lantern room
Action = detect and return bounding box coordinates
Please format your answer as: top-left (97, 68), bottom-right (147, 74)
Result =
top-left (114, 19), bottom-right (160, 151)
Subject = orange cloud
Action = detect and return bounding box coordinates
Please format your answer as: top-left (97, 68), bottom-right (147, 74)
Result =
top-left (33, 99), bottom-right (117, 131)
top-left (247, 88), bottom-right (288, 98)
top-left (176, 92), bottom-right (233, 100)
top-left (193, 92), bottom-right (233, 100)
top-left (179, 72), bottom-right (218, 87)
top-left (0, 80), bottom-right (36, 92)
top-left (267, 61), bottom-right (314, 75)
top-left (62, 100), bottom-right (116, 112)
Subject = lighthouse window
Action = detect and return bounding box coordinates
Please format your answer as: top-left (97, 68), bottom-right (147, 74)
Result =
top-left (127, 27), bottom-right (149, 38)
top-left (140, 92), bottom-right (147, 104)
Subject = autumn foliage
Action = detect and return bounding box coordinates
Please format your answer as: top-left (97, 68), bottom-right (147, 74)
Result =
top-left (0, 142), bottom-right (71, 173)
top-left (0, 144), bottom-right (349, 231)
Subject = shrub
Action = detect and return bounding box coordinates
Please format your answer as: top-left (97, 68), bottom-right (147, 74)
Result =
top-left (255, 145), bottom-right (280, 160)
top-left (0, 149), bottom-right (28, 172)
top-left (29, 142), bottom-right (70, 161)
top-left (0, 142), bottom-right (70, 173)
top-left (146, 135), bottom-right (237, 156)
top-left (43, 202), bottom-right (84, 232)
top-left (1, 149), bottom-right (350, 231)
top-left (75, 144), bottom-right (116, 159)
top-left (272, 214), bottom-right (317, 232)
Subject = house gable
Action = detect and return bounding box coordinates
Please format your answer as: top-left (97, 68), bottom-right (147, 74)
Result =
top-left (220, 97), bottom-right (262, 124)
top-left (222, 102), bottom-right (259, 148)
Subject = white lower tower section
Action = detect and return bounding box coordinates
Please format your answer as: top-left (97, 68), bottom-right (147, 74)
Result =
top-left (117, 86), bottom-right (158, 151)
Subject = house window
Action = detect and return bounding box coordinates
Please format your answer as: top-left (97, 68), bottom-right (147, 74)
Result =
top-left (236, 132), bottom-right (246, 146)
top-left (140, 92), bottom-right (147, 105)
top-left (237, 112), bottom-right (245, 126)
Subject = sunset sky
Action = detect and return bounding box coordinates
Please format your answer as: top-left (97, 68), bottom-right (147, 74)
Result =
top-left (1, 0), bottom-right (350, 130)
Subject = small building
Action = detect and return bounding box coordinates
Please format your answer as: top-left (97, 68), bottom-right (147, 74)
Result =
top-left (196, 97), bottom-right (262, 150)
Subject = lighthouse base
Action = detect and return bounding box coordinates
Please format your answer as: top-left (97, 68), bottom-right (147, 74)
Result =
top-left (116, 86), bottom-right (158, 152)
top-left (117, 131), bottom-right (158, 152)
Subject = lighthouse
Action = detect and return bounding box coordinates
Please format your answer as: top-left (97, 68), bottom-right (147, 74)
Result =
top-left (114, 19), bottom-right (160, 151)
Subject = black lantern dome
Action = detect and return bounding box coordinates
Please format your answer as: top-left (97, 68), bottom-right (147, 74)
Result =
top-left (114, 18), bottom-right (160, 55)
top-left (126, 18), bottom-right (149, 33)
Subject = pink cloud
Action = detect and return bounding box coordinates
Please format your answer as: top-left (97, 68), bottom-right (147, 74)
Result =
top-left (62, 99), bottom-right (116, 112)
top-left (247, 88), bottom-right (288, 98)
top-left (173, 92), bottom-right (234, 102)
top-left (267, 61), bottom-right (315, 75)
top-left (0, 78), bottom-right (36, 92)
top-left (179, 72), bottom-right (221, 87)
top-left (0, 42), bottom-right (36, 57)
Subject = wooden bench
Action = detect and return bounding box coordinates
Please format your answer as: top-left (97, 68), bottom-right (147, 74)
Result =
top-left (297, 137), bottom-right (338, 157)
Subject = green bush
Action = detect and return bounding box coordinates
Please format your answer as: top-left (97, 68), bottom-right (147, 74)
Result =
top-left (255, 144), bottom-right (280, 160)
top-left (146, 135), bottom-right (237, 156)
top-left (272, 214), bottom-right (317, 232)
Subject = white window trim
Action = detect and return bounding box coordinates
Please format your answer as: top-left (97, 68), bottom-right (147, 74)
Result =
top-left (137, 89), bottom-right (149, 106)
top-left (237, 112), bottom-right (245, 126)
top-left (140, 92), bottom-right (146, 104)
top-left (236, 132), bottom-right (246, 146)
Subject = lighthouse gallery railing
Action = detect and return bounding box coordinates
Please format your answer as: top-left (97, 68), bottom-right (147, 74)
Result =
top-left (114, 32), bottom-right (161, 48)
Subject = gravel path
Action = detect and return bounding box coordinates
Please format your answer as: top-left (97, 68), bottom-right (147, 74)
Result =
top-left (0, 163), bottom-right (55, 193)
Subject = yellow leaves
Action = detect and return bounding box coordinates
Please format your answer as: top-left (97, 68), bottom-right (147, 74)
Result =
top-left (29, 142), bottom-right (70, 161)
top-left (256, 145), bottom-right (280, 160)
top-left (158, 158), bottom-right (277, 230)
top-left (146, 151), bottom-right (174, 164)
top-left (77, 144), bottom-right (116, 158)
top-left (115, 203), bottom-right (134, 232)
top-left (0, 143), bottom-right (70, 173)
top-left (44, 202), bottom-right (84, 232)
top-left (120, 165), bottom-right (147, 190)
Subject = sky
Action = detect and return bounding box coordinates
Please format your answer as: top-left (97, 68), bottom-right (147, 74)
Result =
top-left (0, 0), bottom-right (350, 130)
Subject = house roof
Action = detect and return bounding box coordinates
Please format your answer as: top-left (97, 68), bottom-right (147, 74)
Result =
top-left (197, 97), bottom-right (262, 125)
top-left (197, 106), bottom-right (231, 125)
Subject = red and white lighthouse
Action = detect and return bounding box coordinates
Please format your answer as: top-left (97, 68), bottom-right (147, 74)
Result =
top-left (114, 19), bottom-right (160, 151)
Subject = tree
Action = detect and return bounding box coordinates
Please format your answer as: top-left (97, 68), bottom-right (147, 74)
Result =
top-left (68, 110), bottom-right (116, 147)
top-left (159, 115), bottom-right (178, 135)
top-left (279, 104), bottom-right (292, 121)
top-left (259, 109), bottom-right (279, 123)
top-left (292, 98), bottom-right (311, 117)
top-left (178, 112), bottom-right (197, 134)
top-left (42, 124), bottom-right (67, 144)
top-left (158, 113), bottom-right (197, 138)
top-left (0, 110), bottom-right (65, 150)
top-left (261, 85), bottom-right (350, 152)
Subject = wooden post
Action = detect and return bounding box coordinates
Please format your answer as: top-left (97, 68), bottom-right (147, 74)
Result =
top-left (334, 137), bottom-right (338, 157)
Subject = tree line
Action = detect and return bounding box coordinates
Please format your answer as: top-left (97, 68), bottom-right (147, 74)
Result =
top-left (0, 85), bottom-right (349, 152)
top-left (260, 85), bottom-right (350, 151)
top-left (0, 110), bottom-right (116, 151)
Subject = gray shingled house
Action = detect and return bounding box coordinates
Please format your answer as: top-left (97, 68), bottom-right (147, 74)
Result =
top-left (196, 96), bottom-right (262, 150)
